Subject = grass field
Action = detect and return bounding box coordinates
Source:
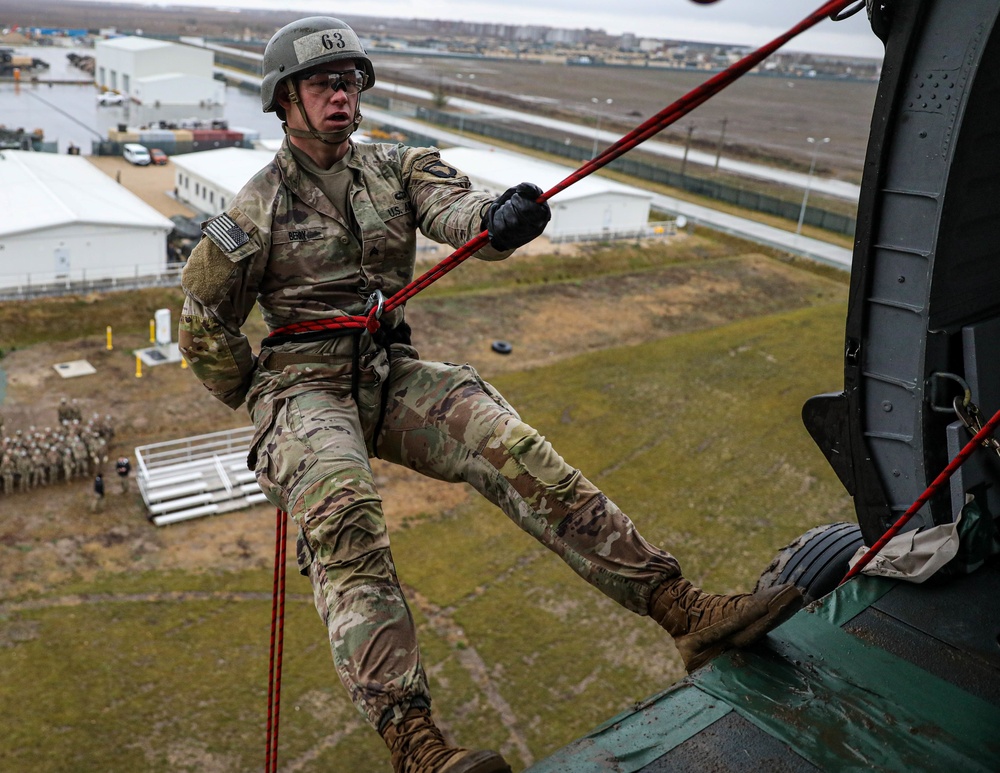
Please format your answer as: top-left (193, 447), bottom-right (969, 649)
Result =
top-left (0, 241), bottom-right (854, 771)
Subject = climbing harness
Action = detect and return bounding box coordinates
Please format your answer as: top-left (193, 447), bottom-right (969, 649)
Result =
top-left (261, 0), bottom-right (861, 766)
top-left (840, 405), bottom-right (1000, 585)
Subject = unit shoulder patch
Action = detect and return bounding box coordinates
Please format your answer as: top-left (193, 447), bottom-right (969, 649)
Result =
top-left (418, 159), bottom-right (459, 179)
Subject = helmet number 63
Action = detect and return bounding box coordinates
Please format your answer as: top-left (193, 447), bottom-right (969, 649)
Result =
top-left (321, 32), bottom-right (346, 49)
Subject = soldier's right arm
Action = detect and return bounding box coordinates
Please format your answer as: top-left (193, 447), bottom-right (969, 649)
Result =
top-left (179, 215), bottom-right (262, 410)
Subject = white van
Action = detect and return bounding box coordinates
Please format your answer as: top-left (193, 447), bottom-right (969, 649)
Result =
top-left (123, 143), bottom-right (151, 166)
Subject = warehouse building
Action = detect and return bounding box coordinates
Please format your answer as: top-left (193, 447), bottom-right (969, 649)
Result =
top-left (439, 147), bottom-right (655, 242)
top-left (94, 36), bottom-right (225, 125)
top-left (0, 150), bottom-right (174, 291)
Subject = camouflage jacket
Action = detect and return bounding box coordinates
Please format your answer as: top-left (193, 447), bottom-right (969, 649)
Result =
top-left (179, 139), bottom-right (509, 409)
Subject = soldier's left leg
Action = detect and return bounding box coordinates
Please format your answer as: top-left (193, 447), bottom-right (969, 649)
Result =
top-left (249, 382), bottom-right (431, 731)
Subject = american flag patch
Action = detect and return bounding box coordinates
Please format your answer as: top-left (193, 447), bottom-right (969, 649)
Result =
top-left (203, 213), bottom-right (250, 253)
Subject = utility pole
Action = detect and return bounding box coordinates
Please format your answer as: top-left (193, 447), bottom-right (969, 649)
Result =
top-left (796, 136), bottom-right (830, 235)
top-left (591, 97), bottom-right (613, 160)
top-left (714, 117), bottom-right (728, 172)
top-left (680, 124), bottom-right (695, 178)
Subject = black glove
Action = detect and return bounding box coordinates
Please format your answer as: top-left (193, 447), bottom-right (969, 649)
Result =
top-left (481, 182), bottom-right (551, 252)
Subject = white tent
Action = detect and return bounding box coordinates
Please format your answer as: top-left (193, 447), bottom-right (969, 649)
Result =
top-left (0, 150), bottom-right (174, 290)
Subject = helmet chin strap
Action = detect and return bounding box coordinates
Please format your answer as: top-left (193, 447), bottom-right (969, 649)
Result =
top-left (284, 80), bottom-right (363, 144)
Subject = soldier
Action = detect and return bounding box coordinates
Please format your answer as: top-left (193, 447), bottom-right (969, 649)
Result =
top-left (82, 425), bottom-right (105, 473)
top-left (29, 445), bottom-right (46, 489)
top-left (45, 443), bottom-right (62, 486)
top-left (179, 17), bottom-right (802, 773)
top-left (61, 443), bottom-right (74, 484)
top-left (68, 428), bottom-right (89, 479)
top-left (57, 398), bottom-right (72, 423)
top-left (96, 414), bottom-right (115, 447)
top-left (115, 456), bottom-right (131, 494)
top-left (91, 473), bottom-right (105, 513)
top-left (0, 449), bottom-right (13, 494)
top-left (15, 450), bottom-right (30, 493)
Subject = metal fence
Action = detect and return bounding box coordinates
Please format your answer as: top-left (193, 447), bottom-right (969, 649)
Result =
top-left (91, 138), bottom-right (253, 157)
top-left (0, 265), bottom-right (184, 301)
top-left (361, 94), bottom-right (856, 238)
top-left (549, 221), bottom-right (677, 244)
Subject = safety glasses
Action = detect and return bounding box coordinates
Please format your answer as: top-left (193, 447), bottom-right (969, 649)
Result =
top-left (298, 69), bottom-right (369, 96)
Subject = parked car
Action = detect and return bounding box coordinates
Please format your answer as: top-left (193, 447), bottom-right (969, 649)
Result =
top-left (122, 143), bottom-right (151, 166)
top-left (96, 92), bottom-right (125, 106)
top-left (149, 148), bottom-right (168, 166)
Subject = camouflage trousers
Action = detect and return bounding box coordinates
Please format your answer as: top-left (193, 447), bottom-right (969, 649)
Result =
top-left (247, 344), bottom-right (680, 730)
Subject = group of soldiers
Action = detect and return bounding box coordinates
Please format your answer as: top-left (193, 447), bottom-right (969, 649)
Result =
top-left (0, 399), bottom-right (116, 497)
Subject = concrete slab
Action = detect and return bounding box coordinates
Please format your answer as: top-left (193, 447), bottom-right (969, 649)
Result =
top-left (52, 359), bottom-right (97, 378)
top-left (135, 343), bottom-right (183, 367)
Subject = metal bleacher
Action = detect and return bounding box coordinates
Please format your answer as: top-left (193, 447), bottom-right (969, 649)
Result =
top-left (134, 426), bottom-right (270, 527)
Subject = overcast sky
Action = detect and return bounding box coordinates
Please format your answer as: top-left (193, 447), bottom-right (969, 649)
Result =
top-left (80, 0), bottom-right (886, 58)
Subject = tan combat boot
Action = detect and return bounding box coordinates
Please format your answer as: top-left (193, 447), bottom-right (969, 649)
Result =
top-left (650, 578), bottom-right (803, 672)
top-left (381, 708), bottom-right (511, 773)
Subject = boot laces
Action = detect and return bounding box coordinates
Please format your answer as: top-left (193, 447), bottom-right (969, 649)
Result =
top-left (661, 579), bottom-right (752, 631)
top-left (388, 710), bottom-right (465, 773)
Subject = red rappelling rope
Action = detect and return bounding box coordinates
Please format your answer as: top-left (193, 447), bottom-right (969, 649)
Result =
top-left (840, 406), bottom-right (1000, 585)
top-left (264, 507), bottom-right (288, 772)
top-left (270, 0), bottom-right (859, 341)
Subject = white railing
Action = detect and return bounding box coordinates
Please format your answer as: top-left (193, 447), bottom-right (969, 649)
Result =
top-left (134, 426), bottom-right (269, 526)
top-left (548, 220), bottom-right (677, 244)
top-left (0, 264), bottom-right (185, 301)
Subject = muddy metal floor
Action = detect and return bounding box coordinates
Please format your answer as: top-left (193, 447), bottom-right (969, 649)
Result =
top-left (527, 562), bottom-right (1000, 772)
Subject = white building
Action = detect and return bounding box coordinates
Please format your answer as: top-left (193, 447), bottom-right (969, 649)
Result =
top-left (172, 147), bottom-right (276, 217)
top-left (172, 144), bottom-right (656, 243)
top-left (94, 36), bottom-right (225, 124)
top-left (440, 147), bottom-right (654, 241)
top-left (0, 150), bottom-right (174, 290)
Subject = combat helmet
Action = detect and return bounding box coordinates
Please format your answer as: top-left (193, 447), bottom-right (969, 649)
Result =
top-left (261, 17), bottom-right (375, 143)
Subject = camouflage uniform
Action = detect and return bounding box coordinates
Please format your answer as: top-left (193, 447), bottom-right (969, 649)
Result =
top-left (179, 139), bottom-right (680, 730)
top-left (0, 450), bottom-right (12, 494)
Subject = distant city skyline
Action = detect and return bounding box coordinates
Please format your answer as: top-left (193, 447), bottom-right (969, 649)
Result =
top-left (72, 0), bottom-right (886, 59)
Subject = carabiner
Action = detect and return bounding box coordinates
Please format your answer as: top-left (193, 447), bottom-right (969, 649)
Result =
top-left (364, 289), bottom-right (386, 320)
top-left (954, 396), bottom-right (1000, 456)
top-left (830, 0), bottom-right (866, 22)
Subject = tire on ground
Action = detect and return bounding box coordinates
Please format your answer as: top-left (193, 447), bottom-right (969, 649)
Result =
top-left (755, 522), bottom-right (864, 603)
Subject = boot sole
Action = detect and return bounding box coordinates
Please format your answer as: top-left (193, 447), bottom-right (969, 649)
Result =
top-left (684, 584), bottom-right (803, 672)
top-left (441, 749), bottom-right (512, 773)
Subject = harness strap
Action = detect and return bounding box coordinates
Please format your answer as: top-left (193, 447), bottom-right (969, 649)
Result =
top-left (258, 321), bottom-right (412, 457)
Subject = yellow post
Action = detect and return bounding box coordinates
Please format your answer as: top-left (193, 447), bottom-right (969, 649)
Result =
top-left (106, 325), bottom-right (113, 350)
top-left (180, 355), bottom-right (188, 369)
top-left (135, 354), bottom-right (143, 378)
top-left (149, 319), bottom-right (155, 343)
